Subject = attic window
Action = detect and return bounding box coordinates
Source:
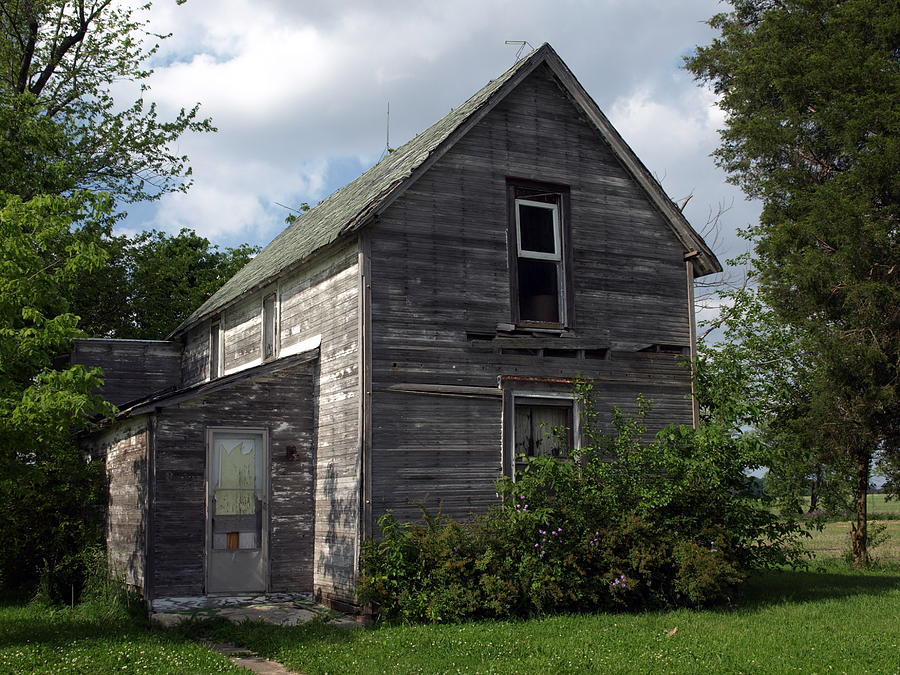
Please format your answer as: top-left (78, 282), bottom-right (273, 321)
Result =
top-left (262, 293), bottom-right (277, 361)
top-left (209, 320), bottom-right (222, 379)
top-left (508, 180), bottom-right (572, 327)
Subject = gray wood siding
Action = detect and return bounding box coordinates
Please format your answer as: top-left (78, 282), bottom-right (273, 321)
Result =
top-left (181, 324), bottom-right (209, 387)
top-left (223, 293), bottom-right (262, 373)
top-left (368, 64), bottom-right (695, 521)
top-left (94, 417), bottom-right (150, 591)
top-left (150, 362), bottom-right (315, 598)
top-left (72, 339), bottom-right (181, 406)
top-left (371, 392), bottom-right (502, 523)
top-left (279, 243), bottom-right (360, 605)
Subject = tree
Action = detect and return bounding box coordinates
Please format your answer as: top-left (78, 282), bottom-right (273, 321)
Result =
top-left (0, 192), bottom-right (116, 594)
top-left (0, 0), bottom-right (213, 201)
top-left (0, 1), bottom-right (226, 596)
top-left (69, 229), bottom-right (259, 340)
top-left (686, 0), bottom-right (900, 565)
top-left (697, 277), bottom-right (854, 518)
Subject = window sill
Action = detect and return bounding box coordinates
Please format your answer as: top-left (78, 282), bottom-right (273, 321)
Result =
top-left (495, 322), bottom-right (569, 336)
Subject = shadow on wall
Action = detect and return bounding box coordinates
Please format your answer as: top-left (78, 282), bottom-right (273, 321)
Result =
top-left (317, 461), bottom-right (357, 601)
top-left (104, 452), bottom-right (147, 594)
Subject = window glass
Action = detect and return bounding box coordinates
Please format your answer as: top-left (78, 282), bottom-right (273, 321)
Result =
top-left (514, 402), bottom-right (571, 458)
top-left (517, 259), bottom-right (560, 323)
top-left (518, 203), bottom-right (557, 255)
top-left (209, 321), bottom-right (220, 378)
top-left (263, 293), bottom-right (276, 360)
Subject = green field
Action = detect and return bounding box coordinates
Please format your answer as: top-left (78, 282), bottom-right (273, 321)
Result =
top-left (805, 520), bottom-right (900, 563)
top-left (802, 493), bottom-right (900, 518)
top-left (800, 494), bottom-right (900, 564)
top-left (865, 494), bottom-right (900, 515)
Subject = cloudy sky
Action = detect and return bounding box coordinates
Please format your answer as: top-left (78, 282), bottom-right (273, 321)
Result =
top-left (123, 0), bottom-right (759, 292)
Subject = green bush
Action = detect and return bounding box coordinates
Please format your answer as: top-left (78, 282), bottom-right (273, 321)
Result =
top-left (0, 440), bottom-right (106, 602)
top-left (358, 389), bottom-right (806, 623)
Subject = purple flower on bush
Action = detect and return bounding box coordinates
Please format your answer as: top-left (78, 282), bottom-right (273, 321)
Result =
top-left (610, 574), bottom-right (629, 589)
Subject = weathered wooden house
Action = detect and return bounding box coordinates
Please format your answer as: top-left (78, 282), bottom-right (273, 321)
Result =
top-left (77, 44), bottom-right (720, 610)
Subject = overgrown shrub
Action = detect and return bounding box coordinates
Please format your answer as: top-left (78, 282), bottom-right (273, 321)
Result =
top-left (0, 439), bottom-right (106, 602)
top-left (358, 388), bottom-right (806, 623)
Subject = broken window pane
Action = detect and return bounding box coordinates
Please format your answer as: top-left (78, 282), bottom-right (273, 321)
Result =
top-left (510, 188), bottom-right (567, 326)
top-left (514, 403), bottom-right (571, 458)
top-left (212, 435), bottom-right (262, 551)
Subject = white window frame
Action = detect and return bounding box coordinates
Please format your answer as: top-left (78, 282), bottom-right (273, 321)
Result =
top-left (515, 199), bottom-right (561, 261)
top-left (261, 290), bottom-right (279, 362)
top-left (512, 196), bottom-right (567, 326)
top-left (208, 319), bottom-right (223, 381)
top-left (504, 390), bottom-right (581, 480)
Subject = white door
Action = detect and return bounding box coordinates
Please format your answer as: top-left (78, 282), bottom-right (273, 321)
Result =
top-left (207, 430), bottom-right (267, 594)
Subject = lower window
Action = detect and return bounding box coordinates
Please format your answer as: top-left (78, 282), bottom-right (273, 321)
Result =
top-left (509, 393), bottom-right (577, 476)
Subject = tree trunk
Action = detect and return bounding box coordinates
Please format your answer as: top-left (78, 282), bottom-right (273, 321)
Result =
top-left (849, 452), bottom-right (870, 567)
top-left (807, 464), bottom-right (824, 513)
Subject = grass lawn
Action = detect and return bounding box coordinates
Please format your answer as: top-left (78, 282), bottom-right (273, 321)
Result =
top-left (189, 562), bottom-right (900, 675)
top-left (0, 600), bottom-right (241, 674)
top-left (1, 524), bottom-right (897, 674)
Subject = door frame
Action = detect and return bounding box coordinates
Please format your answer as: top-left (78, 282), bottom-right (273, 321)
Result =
top-left (205, 426), bottom-right (270, 595)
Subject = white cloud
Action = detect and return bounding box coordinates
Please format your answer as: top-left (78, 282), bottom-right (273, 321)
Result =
top-left (607, 79), bottom-right (758, 263)
top-left (147, 156), bottom-right (328, 243)
top-left (118, 0), bottom-right (759, 263)
top-left (609, 83), bottom-right (721, 178)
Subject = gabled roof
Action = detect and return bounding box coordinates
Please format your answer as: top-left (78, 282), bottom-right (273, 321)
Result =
top-left (173, 43), bottom-right (720, 337)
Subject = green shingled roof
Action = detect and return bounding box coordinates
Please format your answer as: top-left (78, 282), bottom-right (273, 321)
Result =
top-left (174, 43), bottom-right (720, 336)
top-left (174, 47), bottom-right (548, 335)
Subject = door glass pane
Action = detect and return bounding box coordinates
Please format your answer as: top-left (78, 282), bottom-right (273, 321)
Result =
top-left (212, 434), bottom-right (262, 550)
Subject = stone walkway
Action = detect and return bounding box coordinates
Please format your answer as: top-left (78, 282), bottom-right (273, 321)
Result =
top-left (150, 593), bottom-right (360, 629)
top-left (204, 642), bottom-right (299, 675)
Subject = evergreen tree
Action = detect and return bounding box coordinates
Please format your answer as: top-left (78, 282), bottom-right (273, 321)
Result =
top-left (686, 0), bottom-right (900, 564)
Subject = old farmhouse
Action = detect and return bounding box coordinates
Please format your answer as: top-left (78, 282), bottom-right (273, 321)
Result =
top-left (75, 44), bottom-right (720, 610)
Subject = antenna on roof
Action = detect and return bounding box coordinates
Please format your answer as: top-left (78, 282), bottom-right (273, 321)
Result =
top-left (505, 40), bottom-right (534, 61)
top-left (379, 101), bottom-right (394, 162)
